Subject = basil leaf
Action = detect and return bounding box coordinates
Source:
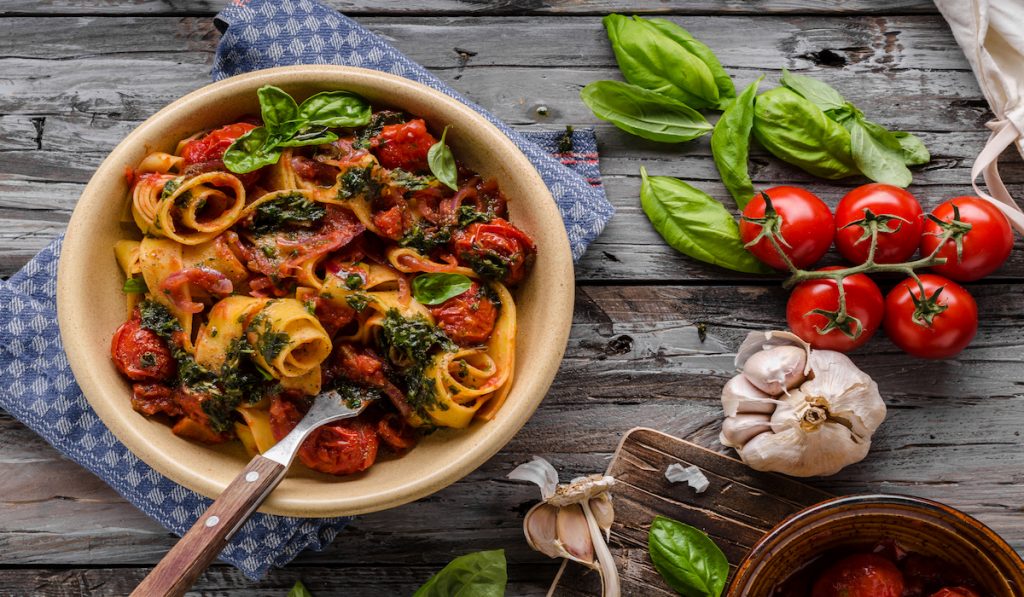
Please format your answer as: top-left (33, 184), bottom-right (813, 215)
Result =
top-left (603, 14), bottom-right (719, 109)
top-left (427, 125), bottom-right (458, 191)
top-left (298, 90), bottom-right (372, 128)
top-left (892, 131), bottom-right (930, 165)
top-left (779, 69), bottom-right (846, 112)
top-left (752, 87), bottom-right (858, 180)
top-left (581, 80), bottom-right (712, 143)
top-left (287, 580), bottom-right (313, 597)
top-left (122, 277), bottom-right (148, 294)
top-left (711, 77), bottom-right (761, 208)
top-left (223, 126), bottom-right (284, 173)
top-left (649, 516), bottom-right (729, 597)
top-left (639, 167), bottom-right (771, 274)
top-left (412, 273), bottom-right (473, 305)
top-left (257, 85), bottom-right (300, 136)
top-left (645, 17), bottom-right (736, 108)
top-left (412, 549), bottom-right (507, 597)
top-left (849, 119), bottom-right (912, 187)
top-left (276, 128), bottom-right (340, 147)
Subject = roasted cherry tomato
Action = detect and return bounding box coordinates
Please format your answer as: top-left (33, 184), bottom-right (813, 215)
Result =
top-left (812, 553), bottom-right (905, 597)
top-left (883, 274), bottom-right (978, 359)
top-left (298, 418), bottom-right (379, 476)
top-left (181, 122), bottom-right (257, 166)
top-left (429, 282), bottom-right (498, 346)
top-left (740, 186), bottom-right (834, 270)
top-left (453, 218), bottom-right (537, 285)
top-left (929, 589), bottom-right (982, 597)
top-left (835, 183), bottom-right (923, 264)
top-left (370, 119), bottom-right (437, 171)
top-left (130, 383), bottom-right (181, 417)
top-left (786, 267), bottom-right (884, 352)
top-left (920, 196), bottom-right (1013, 281)
top-left (377, 412), bottom-right (418, 452)
top-left (110, 311), bottom-right (176, 382)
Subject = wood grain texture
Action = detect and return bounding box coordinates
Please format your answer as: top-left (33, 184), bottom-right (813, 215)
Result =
top-left (550, 428), bottom-right (832, 596)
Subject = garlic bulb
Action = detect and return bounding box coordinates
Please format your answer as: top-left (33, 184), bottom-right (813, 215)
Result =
top-left (509, 458), bottom-right (620, 597)
top-left (720, 331), bottom-right (887, 477)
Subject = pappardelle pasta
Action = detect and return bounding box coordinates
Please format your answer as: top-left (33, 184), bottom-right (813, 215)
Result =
top-left (110, 86), bottom-right (537, 476)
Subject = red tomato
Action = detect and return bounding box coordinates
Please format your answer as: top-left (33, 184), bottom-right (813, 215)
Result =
top-left (130, 383), bottom-right (181, 417)
top-left (372, 205), bottom-right (405, 240)
top-left (181, 122), bottom-right (257, 166)
top-left (370, 119), bottom-right (437, 171)
top-left (786, 267), bottom-right (884, 352)
top-left (883, 274), bottom-right (978, 359)
top-left (835, 183), bottom-right (923, 264)
top-left (269, 392), bottom-right (309, 440)
top-left (920, 196), bottom-right (1013, 281)
top-left (377, 412), bottom-right (418, 452)
top-left (930, 589), bottom-right (982, 597)
top-left (452, 218), bottom-right (537, 285)
top-left (110, 312), bottom-right (176, 382)
top-left (429, 282), bottom-right (498, 346)
top-left (812, 554), bottom-right (905, 597)
top-left (740, 186), bottom-right (834, 270)
top-left (298, 418), bottom-right (379, 476)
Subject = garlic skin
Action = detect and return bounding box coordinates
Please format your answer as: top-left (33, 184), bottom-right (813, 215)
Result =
top-left (721, 331), bottom-right (887, 478)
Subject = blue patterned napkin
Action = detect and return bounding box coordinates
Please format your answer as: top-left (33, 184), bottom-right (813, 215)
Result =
top-left (0, 0), bottom-right (611, 581)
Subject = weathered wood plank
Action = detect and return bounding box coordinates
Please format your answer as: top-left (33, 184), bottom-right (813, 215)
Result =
top-left (0, 0), bottom-right (940, 18)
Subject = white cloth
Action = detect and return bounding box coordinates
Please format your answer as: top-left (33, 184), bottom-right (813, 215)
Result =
top-left (935, 0), bottom-right (1024, 233)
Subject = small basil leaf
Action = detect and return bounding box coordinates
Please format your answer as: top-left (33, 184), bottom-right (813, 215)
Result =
top-left (581, 80), bottom-right (712, 143)
top-left (412, 273), bottom-right (473, 305)
top-left (645, 17), bottom-right (736, 108)
top-left (122, 277), bottom-right (148, 294)
top-left (849, 119), bottom-right (913, 187)
top-left (222, 126), bottom-right (284, 173)
top-left (412, 549), bottom-right (507, 597)
top-left (427, 125), bottom-right (459, 191)
top-left (298, 90), bottom-right (372, 128)
top-left (287, 580), bottom-right (313, 597)
top-left (892, 131), bottom-right (930, 165)
top-left (257, 85), bottom-right (301, 136)
top-left (648, 516), bottom-right (729, 597)
top-left (603, 14), bottom-right (719, 109)
top-left (639, 167), bottom-right (771, 274)
top-left (711, 77), bottom-right (761, 208)
top-left (276, 129), bottom-right (340, 147)
top-left (780, 69), bottom-right (846, 112)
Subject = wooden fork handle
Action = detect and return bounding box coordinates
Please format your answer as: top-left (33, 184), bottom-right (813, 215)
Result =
top-left (131, 455), bottom-right (287, 597)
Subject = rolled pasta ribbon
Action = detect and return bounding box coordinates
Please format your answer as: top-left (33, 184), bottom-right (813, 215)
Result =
top-left (155, 171), bottom-right (246, 245)
top-left (131, 173), bottom-right (176, 234)
top-left (139, 236), bottom-right (194, 350)
top-left (319, 158), bottom-right (387, 234)
top-left (236, 406), bottom-right (277, 454)
top-left (267, 148), bottom-right (323, 193)
top-left (137, 151), bottom-right (183, 175)
top-left (474, 282), bottom-right (516, 421)
top-left (115, 239), bottom-right (143, 318)
top-left (183, 235), bottom-right (250, 287)
top-left (247, 299), bottom-right (332, 381)
top-left (194, 295), bottom-right (266, 371)
top-left (387, 246), bottom-right (477, 277)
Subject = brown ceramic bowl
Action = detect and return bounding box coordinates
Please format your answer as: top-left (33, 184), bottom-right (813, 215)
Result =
top-left (56, 65), bottom-right (574, 517)
top-left (728, 494), bottom-right (1024, 596)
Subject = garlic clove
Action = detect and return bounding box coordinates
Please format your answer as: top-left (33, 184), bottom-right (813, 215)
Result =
top-left (722, 374), bottom-right (779, 416)
top-left (740, 422), bottom-right (871, 477)
top-left (735, 330), bottom-right (810, 371)
top-left (742, 345), bottom-right (808, 395)
top-left (556, 503), bottom-right (597, 567)
top-left (588, 493), bottom-right (614, 541)
top-left (719, 413), bottom-right (772, 448)
top-left (523, 502), bottom-right (564, 559)
top-left (508, 456), bottom-right (560, 500)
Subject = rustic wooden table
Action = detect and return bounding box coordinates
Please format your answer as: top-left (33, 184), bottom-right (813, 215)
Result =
top-left (2, 1), bottom-right (1023, 595)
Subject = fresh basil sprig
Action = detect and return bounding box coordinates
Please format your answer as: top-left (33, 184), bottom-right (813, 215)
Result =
top-left (640, 167), bottom-right (771, 274)
top-left (286, 580), bottom-right (313, 597)
top-left (428, 125), bottom-right (459, 191)
top-left (649, 516), bottom-right (729, 597)
top-left (711, 77), bottom-right (762, 208)
top-left (582, 80), bottom-right (712, 143)
top-left (412, 273), bottom-right (473, 305)
top-left (412, 549), bottom-right (507, 597)
top-left (223, 85), bottom-right (371, 174)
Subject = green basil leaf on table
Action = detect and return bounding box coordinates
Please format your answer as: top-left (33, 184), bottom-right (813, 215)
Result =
top-left (640, 167), bottom-right (771, 274)
top-left (892, 131), bottom-right (931, 165)
top-left (779, 68), bottom-right (846, 112)
top-left (412, 273), bottom-right (474, 305)
top-left (297, 90), bottom-right (373, 128)
top-left (287, 580), bottom-right (314, 597)
top-left (752, 87), bottom-right (858, 180)
top-left (603, 14), bottom-right (719, 109)
top-left (649, 516), bottom-right (729, 597)
top-left (645, 17), bottom-right (736, 108)
top-left (223, 126), bottom-right (284, 173)
top-left (581, 80), bottom-right (713, 143)
top-left (848, 119), bottom-right (913, 187)
top-left (412, 549), bottom-right (507, 597)
top-left (711, 77), bottom-right (762, 209)
top-left (257, 85), bottom-right (301, 136)
top-left (427, 125), bottom-right (459, 191)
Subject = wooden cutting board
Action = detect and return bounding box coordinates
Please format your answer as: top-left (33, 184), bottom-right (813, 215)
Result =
top-left (549, 427), bottom-right (833, 596)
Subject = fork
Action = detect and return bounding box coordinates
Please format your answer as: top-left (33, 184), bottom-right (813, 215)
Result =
top-left (130, 390), bottom-right (374, 597)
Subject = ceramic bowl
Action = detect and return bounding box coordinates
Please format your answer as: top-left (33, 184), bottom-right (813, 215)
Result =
top-left (56, 65), bottom-right (574, 517)
top-left (727, 493), bottom-right (1024, 596)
